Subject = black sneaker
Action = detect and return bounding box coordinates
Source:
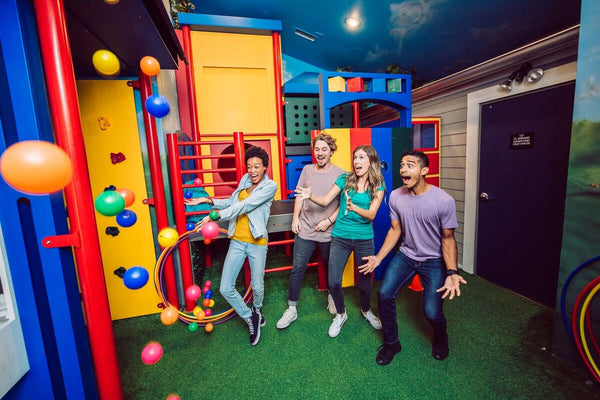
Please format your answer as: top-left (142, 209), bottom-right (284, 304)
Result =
top-left (376, 342), bottom-right (402, 365)
top-left (246, 308), bottom-right (261, 346)
top-left (432, 341), bottom-right (449, 360)
top-left (253, 306), bottom-right (266, 327)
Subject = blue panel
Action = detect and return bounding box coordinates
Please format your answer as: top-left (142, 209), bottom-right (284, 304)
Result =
top-left (286, 154), bottom-right (312, 198)
top-left (1, 0), bottom-right (96, 398)
top-left (178, 12), bottom-right (282, 32)
top-left (371, 128), bottom-right (394, 281)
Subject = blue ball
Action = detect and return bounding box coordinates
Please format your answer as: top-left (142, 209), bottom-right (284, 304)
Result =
top-left (116, 209), bottom-right (137, 227)
top-left (145, 95), bottom-right (170, 118)
top-left (186, 222), bottom-right (196, 231)
top-left (204, 289), bottom-right (213, 299)
top-left (184, 191), bottom-right (193, 199)
top-left (123, 266), bottom-right (149, 290)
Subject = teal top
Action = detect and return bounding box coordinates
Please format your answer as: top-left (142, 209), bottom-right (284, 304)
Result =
top-left (331, 174), bottom-right (384, 240)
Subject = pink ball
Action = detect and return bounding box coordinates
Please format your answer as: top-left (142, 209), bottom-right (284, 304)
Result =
top-left (193, 177), bottom-right (203, 185)
top-left (166, 395), bottom-right (180, 400)
top-left (202, 286), bottom-right (209, 294)
top-left (141, 342), bottom-right (163, 365)
top-left (204, 309), bottom-right (212, 317)
top-left (185, 285), bottom-right (202, 302)
top-left (204, 280), bottom-right (212, 288)
top-left (201, 221), bottom-right (219, 240)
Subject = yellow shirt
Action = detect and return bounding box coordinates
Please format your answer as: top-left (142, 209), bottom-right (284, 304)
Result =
top-left (232, 189), bottom-right (267, 246)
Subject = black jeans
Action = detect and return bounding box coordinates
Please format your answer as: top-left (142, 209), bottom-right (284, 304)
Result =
top-left (287, 236), bottom-right (331, 305)
top-left (328, 237), bottom-right (374, 314)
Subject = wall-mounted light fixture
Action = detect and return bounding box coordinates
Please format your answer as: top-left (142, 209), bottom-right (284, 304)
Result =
top-left (499, 62), bottom-right (544, 91)
top-left (345, 17), bottom-right (361, 29)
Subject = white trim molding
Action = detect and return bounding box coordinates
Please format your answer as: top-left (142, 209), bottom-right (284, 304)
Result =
top-left (462, 62), bottom-right (577, 274)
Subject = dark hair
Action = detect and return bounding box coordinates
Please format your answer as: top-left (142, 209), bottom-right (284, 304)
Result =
top-left (245, 146), bottom-right (269, 167)
top-left (401, 150), bottom-right (429, 168)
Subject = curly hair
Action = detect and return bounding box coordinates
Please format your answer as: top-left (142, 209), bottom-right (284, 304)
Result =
top-left (245, 146), bottom-right (269, 167)
top-left (344, 145), bottom-right (385, 199)
top-left (311, 133), bottom-right (337, 154)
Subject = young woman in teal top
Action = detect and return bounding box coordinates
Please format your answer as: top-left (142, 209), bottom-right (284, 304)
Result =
top-left (296, 145), bottom-right (385, 338)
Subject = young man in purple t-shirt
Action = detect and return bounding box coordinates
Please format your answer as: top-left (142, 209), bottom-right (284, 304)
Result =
top-left (359, 150), bottom-right (467, 365)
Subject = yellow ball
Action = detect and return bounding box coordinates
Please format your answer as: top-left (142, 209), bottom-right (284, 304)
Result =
top-left (158, 227), bottom-right (179, 248)
top-left (209, 299), bottom-right (215, 307)
top-left (92, 49), bottom-right (120, 76)
top-left (192, 306), bottom-right (202, 316)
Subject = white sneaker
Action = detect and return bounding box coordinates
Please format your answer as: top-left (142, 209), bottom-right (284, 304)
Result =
top-left (328, 313), bottom-right (348, 338)
top-left (362, 309), bottom-right (382, 330)
top-left (327, 294), bottom-right (337, 315)
top-left (276, 307), bottom-right (298, 329)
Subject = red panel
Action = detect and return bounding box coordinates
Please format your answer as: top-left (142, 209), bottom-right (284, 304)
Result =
top-left (426, 151), bottom-right (440, 175)
top-left (349, 128), bottom-right (372, 152)
top-left (425, 176), bottom-right (439, 187)
top-left (209, 140), bottom-right (273, 197)
top-left (347, 77), bottom-right (364, 92)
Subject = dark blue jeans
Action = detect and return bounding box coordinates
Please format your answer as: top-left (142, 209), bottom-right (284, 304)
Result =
top-left (288, 236), bottom-right (331, 305)
top-left (328, 237), bottom-right (375, 314)
top-left (378, 250), bottom-right (446, 345)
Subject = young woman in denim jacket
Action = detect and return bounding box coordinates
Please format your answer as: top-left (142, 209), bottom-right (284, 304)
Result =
top-left (296, 145), bottom-right (385, 338)
top-left (186, 146), bottom-right (277, 345)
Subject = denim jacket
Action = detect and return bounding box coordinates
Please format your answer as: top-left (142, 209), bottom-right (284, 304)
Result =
top-left (212, 173), bottom-right (278, 240)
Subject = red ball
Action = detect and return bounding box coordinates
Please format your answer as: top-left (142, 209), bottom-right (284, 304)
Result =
top-left (193, 177), bottom-right (203, 185)
top-left (141, 342), bottom-right (163, 365)
top-left (201, 221), bottom-right (220, 240)
top-left (185, 285), bottom-right (202, 302)
top-left (204, 309), bottom-right (212, 317)
top-left (204, 280), bottom-right (212, 288)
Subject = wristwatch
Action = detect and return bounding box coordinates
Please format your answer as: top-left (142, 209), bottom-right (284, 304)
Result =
top-left (446, 269), bottom-right (459, 277)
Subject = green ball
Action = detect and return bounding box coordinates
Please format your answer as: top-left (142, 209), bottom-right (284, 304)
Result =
top-left (94, 190), bottom-right (126, 216)
top-left (209, 210), bottom-right (219, 220)
top-left (188, 322), bottom-right (198, 332)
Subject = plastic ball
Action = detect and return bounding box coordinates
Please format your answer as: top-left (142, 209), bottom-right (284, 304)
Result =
top-left (192, 306), bottom-right (203, 316)
top-left (92, 49), bottom-right (120, 76)
top-left (157, 228), bottom-right (179, 248)
top-left (202, 286), bottom-right (209, 294)
top-left (160, 306), bottom-right (179, 325)
top-left (204, 280), bottom-right (212, 288)
top-left (186, 222), bottom-right (196, 231)
top-left (185, 285), bottom-right (201, 302)
top-left (201, 221), bottom-right (220, 240)
top-left (196, 309), bottom-right (205, 318)
top-left (193, 177), bottom-right (203, 185)
top-left (209, 299), bottom-right (215, 307)
top-left (140, 56), bottom-right (160, 76)
top-left (115, 187), bottom-right (135, 207)
top-left (205, 323), bottom-right (214, 332)
top-left (0, 140), bottom-right (73, 194)
top-left (203, 238), bottom-right (211, 245)
top-left (95, 190), bottom-right (126, 216)
top-left (141, 342), bottom-right (163, 365)
top-left (184, 190), bottom-right (193, 199)
top-left (188, 322), bottom-right (198, 332)
top-left (202, 298), bottom-right (210, 307)
top-left (204, 309), bottom-right (212, 317)
top-left (104, 0), bottom-right (120, 4)
top-left (116, 209), bottom-right (137, 227)
top-left (145, 95), bottom-right (170, 118)
top-left (166, 394), bottom-right (181, 400)
top-left (204, 289), bottom-right (213, 299)
top-left (123, 266), bottom-right (149, 289)
top-left (209, 210), bottom-right (219, 221)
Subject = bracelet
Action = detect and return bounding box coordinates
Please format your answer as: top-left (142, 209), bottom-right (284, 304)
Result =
top-left (327, 217), bottom-right (333, 224)
top-left (446, 269), bottom-right (459, 277)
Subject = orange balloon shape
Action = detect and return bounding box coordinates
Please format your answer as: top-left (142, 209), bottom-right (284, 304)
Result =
top-left (160, 306), bottom-right (179, 325)
top-left (0, 140), bottom-right (73, 194)
top-left (140, 56), bottom-right (160, 76)
top-left (115, 187), bottom-right (135, 207)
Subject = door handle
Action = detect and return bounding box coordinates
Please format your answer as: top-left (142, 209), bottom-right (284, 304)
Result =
top-left (479, 192), bottom-right (493, 201)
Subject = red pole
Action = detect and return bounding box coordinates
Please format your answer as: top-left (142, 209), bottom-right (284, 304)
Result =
top-left (272, 32), bottom-right (288, 199)
top-left (166, 134), bottom-right (196, 310)
top-left (352, 102), bottom-right (360, 128)
top-left (233, 131), bottom-right (246, 181)
top-left (139, 74), bottom-right (179, 308)
top-left (181, 25), bottom-right (203, 173)
top-left (32, 1), bottom-right (123, 398)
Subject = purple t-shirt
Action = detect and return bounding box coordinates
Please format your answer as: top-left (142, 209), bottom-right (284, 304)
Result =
top-left (389, 185), bottom-right (458, 261)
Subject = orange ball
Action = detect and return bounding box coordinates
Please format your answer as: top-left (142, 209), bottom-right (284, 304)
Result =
top-left (205, 323), bottom-right (214, 332)
top-left (140, 56), bottom-right (160, 76)
top-left (0, 141), bottom-right (73, 194)
top-left (115, 187), bottom-right (135, 207)
top-left (202, 298), bottom-right (210, 307)
top-left (203, 238), bottom-right (211, 245)
top-left (160, 306), bottom-right (179, 325)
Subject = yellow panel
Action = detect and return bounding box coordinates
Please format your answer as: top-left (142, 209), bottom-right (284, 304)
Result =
top-left (328, 76), bottom-right (346, 92)
top-left (77, 80), bottom-right (161, 320)
top-left (321, 129), bottom-right (354, 286)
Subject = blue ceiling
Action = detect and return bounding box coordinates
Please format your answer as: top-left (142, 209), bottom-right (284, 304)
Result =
top-left (190, 0), bottom-right (581, 83)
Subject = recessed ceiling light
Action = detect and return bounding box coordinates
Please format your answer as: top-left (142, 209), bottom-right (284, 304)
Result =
top-left (345, 17), bottom-right (361, 29)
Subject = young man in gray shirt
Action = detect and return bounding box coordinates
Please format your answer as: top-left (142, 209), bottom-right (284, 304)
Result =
top-left (277, 133), bottom-right (344, 329)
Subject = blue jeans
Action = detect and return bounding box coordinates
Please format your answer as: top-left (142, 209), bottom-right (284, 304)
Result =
top-left (378, 251), bottom-right (446, 345)
top-left (220, 239), bottom-right (268, 320)
top-left (328, 237), bottom-right (375, 314)
top-left (288, 236), bottom-right (331, 305)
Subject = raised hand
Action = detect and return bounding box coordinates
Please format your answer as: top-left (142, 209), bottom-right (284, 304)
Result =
top-left (295, 181), bottom-right (312, 200)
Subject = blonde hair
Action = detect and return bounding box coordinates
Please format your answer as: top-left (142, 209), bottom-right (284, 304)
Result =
top-left (311, 133), bottom-right (337, 154)
top-left (344, 145), bottom-right (385, 200)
